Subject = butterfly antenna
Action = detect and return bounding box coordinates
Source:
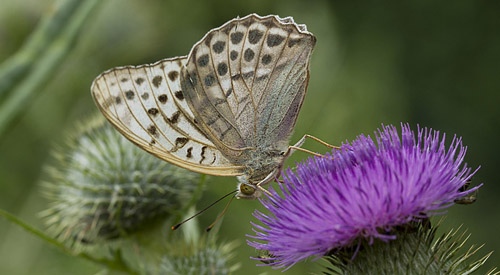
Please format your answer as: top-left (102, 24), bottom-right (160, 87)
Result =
top-left (172, 190), bottom-right (237, 230)
top-left (205, 195), bottom-right (235, 232)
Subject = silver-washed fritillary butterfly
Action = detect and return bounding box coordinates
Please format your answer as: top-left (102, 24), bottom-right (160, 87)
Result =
top-left (91, 14), bottom-right (322, 199)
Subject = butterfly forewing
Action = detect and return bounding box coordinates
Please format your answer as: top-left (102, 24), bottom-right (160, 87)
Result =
top-left (181, 14), bottom-right (315, 163)
top-left (256, 30), bottom-right (315, 147)
top-left (91, 58), bottom-right (246, 176)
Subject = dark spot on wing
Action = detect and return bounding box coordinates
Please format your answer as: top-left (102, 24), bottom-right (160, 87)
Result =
top-left (125, 90), bottom-right (134, 100)
top-left (222, 22), bottom-right (234, 34)
top-left (212, 41), bottom-right (225, 54)
top-left (158, 94), bottom-right (168, 103)
top-left (243, 71), bottom-right (254, 79)
top-left (204, 32), bottom-right (214, 46)
top-left (275, 62), bottom-right (286, 71)
top-left (242, 18), bottom-right (253, 27)
top-left (225, 88), bottom-right (233, 97)
top-left (244, 48), bottom-right (255, 62)
top-left (206, 115), bottom-right (221, 126)
top-left (288, 38), bottom-right (302, 48)
top-left (200, 146), bottom-right (207, 164)
top-left (152, 76), bottom-right (163, 88)
top-left (141, 93), bottom-right (149, 100)
top-left (262, 54), bottom-right (272, 65)
top-left (230, 32), bottom-right (244, 44)
top-left (115, 96), bottom-right (122, 104)
top-left (231, 74), bottom-right (241, 80)
top-left (135, 78), bottom-right (144, 85)
top-left (204, 74), bottom-right (215, 86)
top-left (168, 71), bottom-right (179, 81)
top-left (240, 94), bottom-right (249, 103)
top-left (167, 111), bottom-right (180, 124)
top-left (148, 108), bottom-right (159, 116)
top-left (217, 62), bottom-right (228, 76)
top-left (175, 137), bottom-right (189, 148)
top-left (267, 34), bottom-right (285, 47)
top-left (198, 54), bottom-right (209, 67)
top-left (121, 78), bottom-right (128, 83)
top-left (262, 19), bottom-right (272, 27)
top-left (174, 90), bottom-right (184, 100)
top-left (256, 74), bottom-right (268, 82)
top-left (147, 125), bottom-right (159, 137)
top-left (230, 50), bottom-right (238, 61)
top-left (220, 125), bottom-right (232, 139)
top-left (186, 147), bottom-right (193, 158)
top-left (214, 98), bottom-right (226, 106)
top-left (248, 29), bottom-right (263, 44)
top-left (210, 153), bottom-right (216, 164)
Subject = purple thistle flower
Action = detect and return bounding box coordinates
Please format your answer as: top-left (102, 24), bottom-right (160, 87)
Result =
top-left (248, 124), bottom-right (481, 271)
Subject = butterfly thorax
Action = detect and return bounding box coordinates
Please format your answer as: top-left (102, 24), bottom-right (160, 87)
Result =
top-left (244, 146), bottom-right (286, 182)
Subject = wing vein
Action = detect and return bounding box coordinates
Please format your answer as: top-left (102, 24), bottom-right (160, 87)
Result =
top-left (249, 25), bottom-right (270, 94)
top-left (114, 70), bottom-right (171, 151)
top-left (156, 62), bottom-right (216, 147)
top-left (236, 22), bottom-right (259, 142)
top-left (260, 41), bottom-right (309, 136)
top-left (269, 69), bottom-right (307, 136)
top-left (128, 67), bottom-right (176, 148)
top-left (226, 26), bottom-right (239, 104)
top-left (192, 54), bottom-right (245, 142)
top-left (209, 34), bottom-right (237, 120)
top-left (256, 31), bottom-right (291, 108)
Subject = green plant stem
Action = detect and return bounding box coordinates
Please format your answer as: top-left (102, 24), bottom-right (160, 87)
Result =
top-left (0, 208), bottom-right (138, 274)
top-left (0, 0), bottom-right (101, 138)
top-left (0, 0), bottom-right (82, 99)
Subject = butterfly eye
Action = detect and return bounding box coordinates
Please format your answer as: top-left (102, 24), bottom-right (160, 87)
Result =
top-left (240, 184), bottom-right (256, 195)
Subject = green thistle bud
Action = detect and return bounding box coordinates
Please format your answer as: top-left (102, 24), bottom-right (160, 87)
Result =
top-left (156, 238), bottom-right (239, 275)
top-left (322, 221), bottom-right (497, 274)
top-left (41, 116), bottom-right (200, 244)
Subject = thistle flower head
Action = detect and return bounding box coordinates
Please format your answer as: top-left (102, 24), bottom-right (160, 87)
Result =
top-left (248, 124), bottom-right (480, 270)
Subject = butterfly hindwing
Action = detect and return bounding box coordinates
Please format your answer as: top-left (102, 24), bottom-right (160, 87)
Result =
top-left (91, 58), bottom-right (246, 176)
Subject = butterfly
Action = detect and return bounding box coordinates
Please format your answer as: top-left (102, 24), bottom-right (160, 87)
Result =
top-left (91, 14), bottom-right (320, 199)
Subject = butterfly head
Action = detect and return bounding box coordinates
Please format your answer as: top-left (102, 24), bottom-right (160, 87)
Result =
top-left (236, 178), bottom-right (262, 200)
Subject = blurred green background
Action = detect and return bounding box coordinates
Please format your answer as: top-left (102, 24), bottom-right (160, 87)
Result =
top-left (1, 0), bottom-right (499, 274)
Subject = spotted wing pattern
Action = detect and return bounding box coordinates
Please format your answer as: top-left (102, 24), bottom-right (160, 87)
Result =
top-left (181, 14), bottom-right (316, 162)
top-left (91, 57), bottom-right (245, 176)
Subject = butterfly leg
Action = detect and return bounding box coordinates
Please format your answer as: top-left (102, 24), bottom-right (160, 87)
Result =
top-left (254, 170), bottom-right (280, 198)
top-left (296, 134), bottom-right (341, 149)
top-left (255, 137), bottom-right (325, 189)
top-left (285, 134), bottom-right (340, 159)
top-left (255, 136), bottom-right (339, 195)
